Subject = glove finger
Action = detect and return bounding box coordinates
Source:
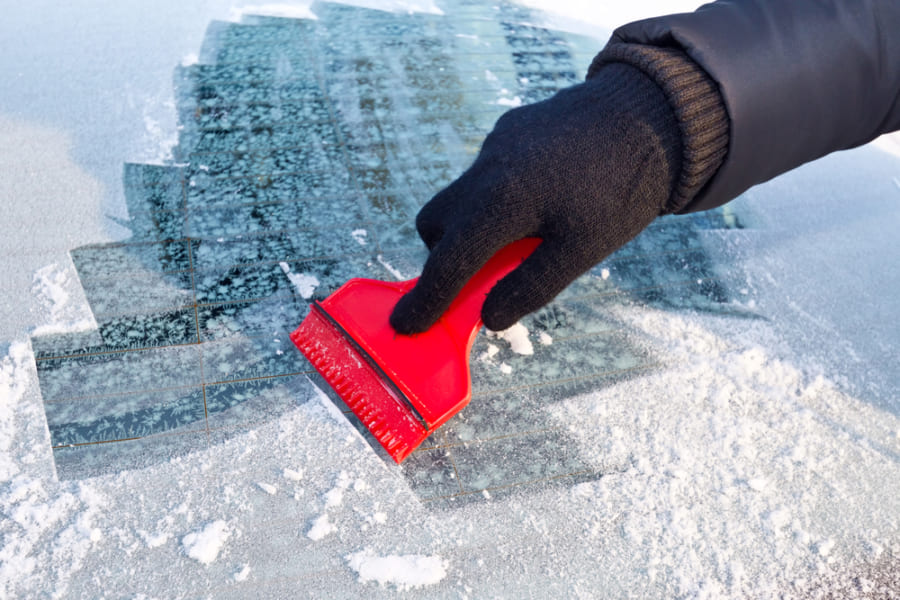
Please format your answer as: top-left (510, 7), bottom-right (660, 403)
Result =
top-left (415, 178), bottom-right (471, 251)
top-left (481, 239), bottom-right (586, 332)
top-left (390, 223), bottom-right (508, 335)
top-left (414, 193), bottom-right (450, 250)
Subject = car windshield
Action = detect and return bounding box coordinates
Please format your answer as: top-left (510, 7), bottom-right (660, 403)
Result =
top-left (1, 1), bottom-right (898, 597)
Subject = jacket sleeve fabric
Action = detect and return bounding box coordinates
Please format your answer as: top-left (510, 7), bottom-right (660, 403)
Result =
top-left (599, 0), bottom-right (900, 213)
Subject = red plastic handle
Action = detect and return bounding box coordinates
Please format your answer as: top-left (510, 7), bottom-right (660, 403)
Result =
top-left (421, 237), bottom-right (542, 342)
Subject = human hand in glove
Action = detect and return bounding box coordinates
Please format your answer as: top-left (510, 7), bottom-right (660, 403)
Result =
top-left (390, 49), bottom-right (728, 335)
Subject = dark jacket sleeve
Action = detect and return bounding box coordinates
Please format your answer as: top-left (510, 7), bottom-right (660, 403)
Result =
top-left (609, 0), bottom-right (900, 213)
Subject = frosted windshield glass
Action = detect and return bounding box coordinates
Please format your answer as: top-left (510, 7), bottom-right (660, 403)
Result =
top-left (35, 1), bottom-right (741, 496)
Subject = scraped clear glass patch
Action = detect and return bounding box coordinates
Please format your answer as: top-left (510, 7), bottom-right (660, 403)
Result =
top-left (32, 1), bottom-right (746, 498)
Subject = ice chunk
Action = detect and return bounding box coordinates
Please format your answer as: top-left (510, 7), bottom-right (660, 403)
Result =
top-left (346, 549), bottom-right (448, 590)
top-left (182, 521), bottom-right (229, 565)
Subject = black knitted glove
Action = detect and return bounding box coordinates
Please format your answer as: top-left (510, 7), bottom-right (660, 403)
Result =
top-left (390, 47), bottom-right (729, 335)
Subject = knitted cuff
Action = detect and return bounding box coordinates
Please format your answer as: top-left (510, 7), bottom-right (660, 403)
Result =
top-left (589, 43), bottom-right (730, 214)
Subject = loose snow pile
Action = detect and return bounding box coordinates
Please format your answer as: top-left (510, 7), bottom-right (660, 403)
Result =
top-left (346, 549), bottom-right (448, 590)
top-left (279, 262), bottom-right (320, 299)
top-left (30, 260), bottom-right (97, 337)
top-left (182, 520), bottom-right (230, 565)
top-left (542, 305), bottom-right (900, 597)
top-left (487, 322), bottom-right (535, 356)
top-left (0, 342), bottom-right (108, 598)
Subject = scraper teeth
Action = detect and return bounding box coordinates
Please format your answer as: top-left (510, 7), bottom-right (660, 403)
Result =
top-left (291, 309), bottom-right (431, 463)
top-left (344, 392), bottom-right (361, 410)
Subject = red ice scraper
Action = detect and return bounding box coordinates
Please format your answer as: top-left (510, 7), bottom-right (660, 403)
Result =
top-left (290, 237), bottom-right (540, 463)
